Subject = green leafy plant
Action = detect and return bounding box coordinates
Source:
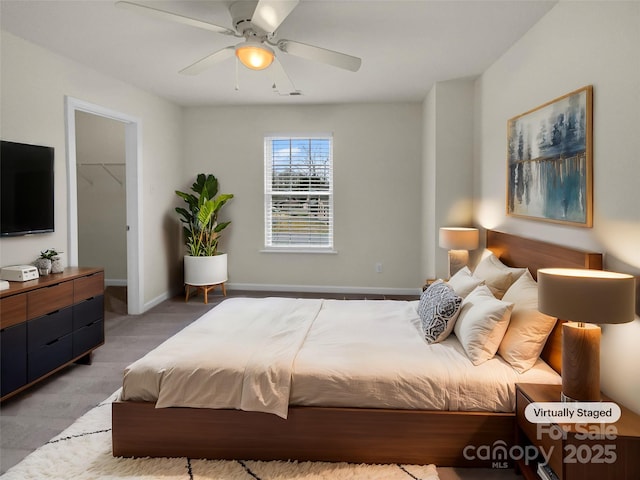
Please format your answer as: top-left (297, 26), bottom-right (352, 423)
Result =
top-left (175, 174), bottom-right (234, 257)
top-left (40, 248), bottom-right (62, 260)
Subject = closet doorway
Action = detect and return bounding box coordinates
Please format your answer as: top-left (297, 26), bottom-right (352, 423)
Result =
top-left (65, 97), bottom-right (143, 314)
top-left (76, 111), bottom-right (127, 313)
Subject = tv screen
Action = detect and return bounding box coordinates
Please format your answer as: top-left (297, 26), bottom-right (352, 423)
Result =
top-left (1, 140), bottom-right (55, 236)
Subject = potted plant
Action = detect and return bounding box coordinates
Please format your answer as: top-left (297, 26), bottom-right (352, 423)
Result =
top-left (34, 248), bottom-right (63, 275)
top-left (175, 174), bottom-right (234, 287)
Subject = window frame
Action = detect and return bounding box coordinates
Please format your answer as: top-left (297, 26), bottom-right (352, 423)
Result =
top-left (263, 135), bottom-right (335, 253)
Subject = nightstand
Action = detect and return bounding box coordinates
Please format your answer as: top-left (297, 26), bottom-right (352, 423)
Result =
top-left (515, 383), bottom-right (640, 480)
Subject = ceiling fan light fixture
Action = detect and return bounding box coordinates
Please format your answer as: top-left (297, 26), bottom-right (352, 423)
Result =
top-left (235, 42), bottom-right (274, 70)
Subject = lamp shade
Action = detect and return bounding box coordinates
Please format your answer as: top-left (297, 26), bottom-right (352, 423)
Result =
top-left (235, 42), bottom-right (274, 70)
top-left (438, 227), bottom-right (479, 251)
top-left (538, 268), bottom-right (635, 325)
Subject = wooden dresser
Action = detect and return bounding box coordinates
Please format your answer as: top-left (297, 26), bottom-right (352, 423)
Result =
top-left (0, 267), bottom-right (105, 401)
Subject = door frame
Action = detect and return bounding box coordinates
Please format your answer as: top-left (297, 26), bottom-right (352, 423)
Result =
top-left (64, 96), bottom-right (144, 315)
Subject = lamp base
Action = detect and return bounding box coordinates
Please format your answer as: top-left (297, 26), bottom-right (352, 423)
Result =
top-left (561, 322), bottom-right (601, 402)
top-left (448, 250), bottom-right (469, 278)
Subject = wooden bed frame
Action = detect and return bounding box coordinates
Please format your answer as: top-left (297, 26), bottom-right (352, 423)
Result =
top-left (112, 230), bottom-right (602, 466)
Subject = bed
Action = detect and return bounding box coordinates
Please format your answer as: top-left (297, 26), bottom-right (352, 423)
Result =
top-left (112, 230), bottom-right (603, 466)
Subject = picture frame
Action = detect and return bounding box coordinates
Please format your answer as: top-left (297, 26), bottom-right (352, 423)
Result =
top-left (506, 86), bottom-right (593, 227)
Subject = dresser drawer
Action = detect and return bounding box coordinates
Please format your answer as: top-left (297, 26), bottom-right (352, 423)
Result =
top-left (0, 293), bottom-right (27, 329)
top-left (1, 322), bottom-right (27, 396)
top-left (27, 307), bottom-right (73, 350)
top-left (27, 281), bottom-right (74, 319)
top-left (27, 332), bottom-right (73, 382)
top-left (74, 272), bottom-right (104, 303)
top-left (73, 319), bottom-right (104, 357)
top-left (73, 295), bottom-right (104, 329)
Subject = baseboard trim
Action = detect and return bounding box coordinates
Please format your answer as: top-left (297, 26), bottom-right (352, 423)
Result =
top-left (144, 291), bottom-right (172, 312)
top-left (226, 283), bottom-right (421, 296)
top-left (105, 278), bottom-right (127, 287)
top-left (141, 284), bottom-right (419, 314)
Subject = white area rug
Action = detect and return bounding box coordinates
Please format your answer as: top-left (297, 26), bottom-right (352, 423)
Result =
top-left (2, 391), bottom-right (439, 480)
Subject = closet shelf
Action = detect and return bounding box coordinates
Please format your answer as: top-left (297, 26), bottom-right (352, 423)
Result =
top-left (77, 163), bottom-right (124, 186)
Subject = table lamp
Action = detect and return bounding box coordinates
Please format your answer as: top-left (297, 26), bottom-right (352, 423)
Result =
top-left (537, 268), bottom-right (636, 402)
top-left (439, 227), bottom-right (479, 277)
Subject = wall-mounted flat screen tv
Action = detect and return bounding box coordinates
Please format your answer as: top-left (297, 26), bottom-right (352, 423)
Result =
top-left (1, 140), bottom-right (55, 236)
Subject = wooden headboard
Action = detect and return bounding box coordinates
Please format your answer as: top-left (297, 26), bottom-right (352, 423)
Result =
top-left (486, 230), bottom-right (603, 374)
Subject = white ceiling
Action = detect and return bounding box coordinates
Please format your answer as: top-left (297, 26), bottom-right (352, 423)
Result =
top-left (1, 0), bottom-right (556, 107)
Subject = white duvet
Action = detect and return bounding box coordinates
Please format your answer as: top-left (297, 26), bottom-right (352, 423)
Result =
top-left (122, 298), bottom-right (322, 418)
top-left (121, 297), bottom-right (560, 418)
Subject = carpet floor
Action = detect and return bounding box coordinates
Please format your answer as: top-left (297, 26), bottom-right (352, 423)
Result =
top-left (0, 390), bottom-right (439, 480)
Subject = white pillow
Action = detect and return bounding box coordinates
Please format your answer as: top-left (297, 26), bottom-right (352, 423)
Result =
top-left (498, 270), bottom-right (557, 373)
top-left (473, 252), bottom-right (527, 299)
top-left (447, 266), bottom-right (484, 298)
top-left (480, 248), bottom-right (494, 261)
top-left (454, 285), bottom-right (514, 365)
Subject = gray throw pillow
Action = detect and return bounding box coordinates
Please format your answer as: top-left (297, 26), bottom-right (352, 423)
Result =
top-left (418, 280), bottom-right (463, 344)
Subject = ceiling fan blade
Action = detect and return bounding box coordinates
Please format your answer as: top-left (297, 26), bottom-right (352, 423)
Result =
top-left (268, 56), bottom-right (299, 96)
top-left (116, 1), bottom-right (236, 36)
top-left (251, 0), bottom-right (299, 34)
top-left (277, 40), bottom-right (362, 72)
top-left (179, 46), bottom-right (236, 75)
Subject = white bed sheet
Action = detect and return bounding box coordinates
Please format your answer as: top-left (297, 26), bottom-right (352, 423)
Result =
top-left (120, 297), bottom-right (561, 417)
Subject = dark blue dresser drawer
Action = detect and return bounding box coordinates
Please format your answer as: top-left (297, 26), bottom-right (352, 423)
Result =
top-left (73, 319), bottom-right (104, 357)
top-left (27, 332), bottom-right (73, 382)
top-left (1, 322), bottom-right (27, 396)
top-left (73, 295), bottom-right (104, 329)
top-left (27, 307), bottom-right (73, 350)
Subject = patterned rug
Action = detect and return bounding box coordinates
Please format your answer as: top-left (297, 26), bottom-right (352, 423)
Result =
top-left (1, 391), bottom-right (439, 480)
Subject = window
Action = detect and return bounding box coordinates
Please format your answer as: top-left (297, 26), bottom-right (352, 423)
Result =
top-left (264, 136), bottom-right (333, 250)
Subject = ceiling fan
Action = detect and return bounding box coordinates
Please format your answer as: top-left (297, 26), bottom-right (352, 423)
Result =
top-left (115, 0), bottom-right (362, 95)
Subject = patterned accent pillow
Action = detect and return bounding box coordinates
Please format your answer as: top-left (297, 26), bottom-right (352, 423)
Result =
top-left (418, 280), bottom-right (463, 344)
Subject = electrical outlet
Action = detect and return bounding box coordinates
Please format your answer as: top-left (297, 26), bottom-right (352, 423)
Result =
top-left (375, 263), bottom-right (383, 273)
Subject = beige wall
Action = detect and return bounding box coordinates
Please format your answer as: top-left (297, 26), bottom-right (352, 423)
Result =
top-left (421, 87), bottom-right (437, 282)
top-left (474, 1), bottom-right (640, 412)
top-left (0, 31), bottom-right (184, 308)
top-left (75, 111), bottom-right (127, 284)
top-left (182, 103), bottom-right (423, 293)
top-left (422, 78), bottom-right (476, 281)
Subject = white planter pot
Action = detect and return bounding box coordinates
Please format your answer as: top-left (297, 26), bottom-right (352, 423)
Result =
top-left (34, 258), bottom-right (52, 276)
top-left (51, 258), bottom-right (64, 274)
top-left (184, 254), bottom-right (228, 286)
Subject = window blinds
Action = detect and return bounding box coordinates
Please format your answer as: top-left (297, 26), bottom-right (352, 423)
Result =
top-left (264, 136), bottom-right (333, 249)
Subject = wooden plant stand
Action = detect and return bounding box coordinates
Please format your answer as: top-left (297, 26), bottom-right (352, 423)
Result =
top-left (184, 282), bottom-right (226, 304)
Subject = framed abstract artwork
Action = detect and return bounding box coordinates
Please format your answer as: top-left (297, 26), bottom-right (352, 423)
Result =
top-left (506, 86), bottom-right (593, 227)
